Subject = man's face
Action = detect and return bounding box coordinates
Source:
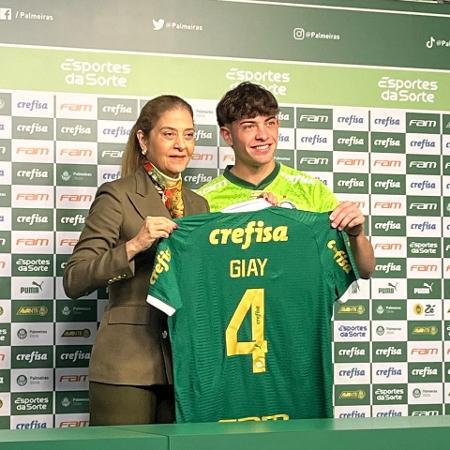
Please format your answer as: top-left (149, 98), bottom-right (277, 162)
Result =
top-left (221, 115), bottom-right (279, 169)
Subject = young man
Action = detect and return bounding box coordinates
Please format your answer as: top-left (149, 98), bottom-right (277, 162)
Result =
top-left (198, 82), bottom-right (375, 278)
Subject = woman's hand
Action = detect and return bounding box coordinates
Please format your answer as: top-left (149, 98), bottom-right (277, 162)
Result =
top-left (126, 216), bottom-right (177, 260)
top-left (258, 191), bottom-right (278, 206)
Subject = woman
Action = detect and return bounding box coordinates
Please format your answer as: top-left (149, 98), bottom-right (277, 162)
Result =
top-left (63, 95), bottom-right (209, 425)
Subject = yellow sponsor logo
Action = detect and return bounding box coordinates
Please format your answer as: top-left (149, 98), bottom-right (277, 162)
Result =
top-left (17, 306), bottom-right (48, 317)
top-left (339, 390), bottom-right (366, 400)
top-left (338, 304), bottom-right (365, 315)
top-left (219, 413), bottom-right (289, 423)
top-left (412, 326), bottom-right (438, 336)
top-left (150, 249), bottom-right (171, 285)
top-left (62, 329), bottom-right (91, 338)
top-left (209, 220), bottom-right (288, 250)
top-left (327, 240), bottom-right (352, 273)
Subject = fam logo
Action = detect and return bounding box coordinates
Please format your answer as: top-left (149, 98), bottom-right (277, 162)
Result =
top-left (57, 99), bottom-right (96, 120)
top-left (372, 197), bottom-right (406, 216)
top-left (98, 147), bottom-right (124, 165)
top-left (407, 155), bottom-right (440, 175)
top-left (57, 146), bottom-right (96, 164)
top-left (297, 151), bottom-right (332, 172)
top-left (13, 145), bottom-right (52, 163)
top-left (372, 239), bottom-right (404, 257)
top-left (58, 420), bottom-right (89, 428)
top-left (14, 189), bottom-right (53, 207)
top-left (371, 155), bottom-right (405, 173)
top-left (57, 189), bottom-right (95, 209)
top-left (334, 153), bottom-right (368, 173)
top-left (13, 235), bottom-right (52, 253)
top-left (408, 342), bottom-right (442, 362)
top-left (407, 197), bottom-right (440, 216)
top-left (189, 148), bottom-right (217, 169)
top-left (408, 260), bottom-right (440, 278)
top-left (407, 114), bottom-right (440, 134)
top-left (297, 109), bottom-right (332, 129)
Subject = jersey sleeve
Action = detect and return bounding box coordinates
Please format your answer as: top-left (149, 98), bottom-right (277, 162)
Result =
top-left (312, 178), bottom-right (339, 212)
top-left (319, 225), bottom-right (360, 304)
top-left (146, 238), bottom-right (182, 317)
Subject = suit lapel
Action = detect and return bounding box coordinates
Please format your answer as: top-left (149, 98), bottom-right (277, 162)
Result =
top-left (127, 167), bottom-right (172, 220)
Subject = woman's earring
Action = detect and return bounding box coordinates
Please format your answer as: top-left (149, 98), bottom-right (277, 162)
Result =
top-left (141, 147), bottom-right (147, 155)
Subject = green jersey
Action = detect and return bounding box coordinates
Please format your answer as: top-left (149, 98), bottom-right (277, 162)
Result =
top-left (147, 208), bottom-right (358, 423)
top-left (197, 163), bottom-right (338, 212)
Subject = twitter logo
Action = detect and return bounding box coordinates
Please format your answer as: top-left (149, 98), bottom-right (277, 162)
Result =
top-left (153, 18), bottom-right (165, 31)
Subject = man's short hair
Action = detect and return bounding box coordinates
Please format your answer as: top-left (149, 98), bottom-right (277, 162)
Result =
top-left (216, 82), bottom-right (279, 127)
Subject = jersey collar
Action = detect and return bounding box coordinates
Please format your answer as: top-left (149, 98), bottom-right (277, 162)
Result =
top-left (223, 162), bottom-right (280, 190)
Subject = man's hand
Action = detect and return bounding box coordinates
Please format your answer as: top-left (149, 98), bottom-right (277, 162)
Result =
top-left (329, 201), bottom-right (365, 237)
top-left (257, 191), bottom-right (278, 206)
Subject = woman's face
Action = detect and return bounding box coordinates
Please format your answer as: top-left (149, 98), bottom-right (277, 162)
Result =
top-left (139, 108), bottom-right (195, 178)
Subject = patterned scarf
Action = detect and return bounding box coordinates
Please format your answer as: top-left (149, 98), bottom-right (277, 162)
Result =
top-left (143, 161), bottom-right (184, 218)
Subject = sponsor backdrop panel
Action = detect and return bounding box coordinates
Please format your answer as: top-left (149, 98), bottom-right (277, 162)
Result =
top-left (0, 0), bottom-right (449, 429)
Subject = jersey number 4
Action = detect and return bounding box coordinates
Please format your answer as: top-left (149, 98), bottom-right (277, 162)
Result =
top-left (225, 288), bottom-right (268, 373)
